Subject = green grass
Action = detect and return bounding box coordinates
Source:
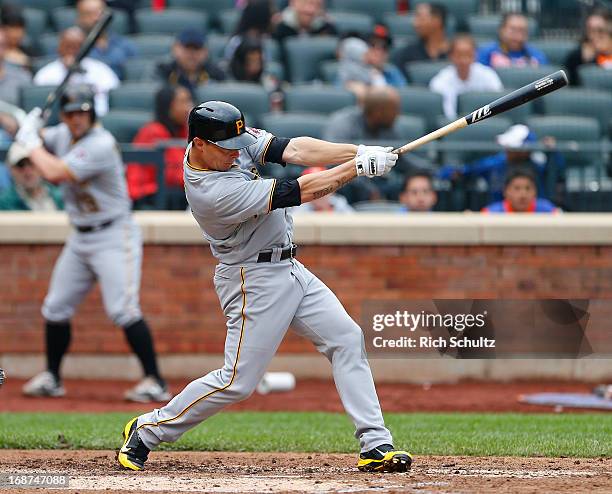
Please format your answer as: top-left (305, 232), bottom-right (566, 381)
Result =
top-left (0, 412), bottom-right (610, 457)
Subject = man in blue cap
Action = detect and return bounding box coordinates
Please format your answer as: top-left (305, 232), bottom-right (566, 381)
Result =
top-left (154, 28), bottom-right (225, 96)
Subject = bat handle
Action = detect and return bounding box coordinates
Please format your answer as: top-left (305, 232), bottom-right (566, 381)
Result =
top-left (393, 118), bottom-right (468, 155)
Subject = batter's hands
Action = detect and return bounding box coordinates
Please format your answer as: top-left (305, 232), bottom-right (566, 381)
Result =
top-left (355, 145), bottom-right (398, 178)
top-left (15, 107), bottom-right (43, 153)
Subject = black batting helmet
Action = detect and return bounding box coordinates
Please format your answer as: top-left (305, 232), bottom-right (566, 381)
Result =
top-left (60, 84), bottom-right (96, 121)
top-left (188, 101), bottom-right (257, 150)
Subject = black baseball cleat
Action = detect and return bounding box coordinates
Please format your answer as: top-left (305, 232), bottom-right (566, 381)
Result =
top-left (357, 443), bottom-right (412, 472)
top-left (117, 417), bottom-right (150, 471)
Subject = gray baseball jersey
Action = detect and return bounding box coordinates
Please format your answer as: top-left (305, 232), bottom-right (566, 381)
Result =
top-left (43, 123), bottom-right (130, 227)
top-left (41, 123), bottom-right (143, 328)
top-left (136, 129), bottom-right (394, 454)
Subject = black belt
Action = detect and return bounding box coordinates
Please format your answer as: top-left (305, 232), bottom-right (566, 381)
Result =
top-left (257, 244), bottom-right (298, 263)
top-left (75, 219), bottom-right (114, 233)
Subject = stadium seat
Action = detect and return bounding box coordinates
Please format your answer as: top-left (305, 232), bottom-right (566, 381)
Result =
top-left (383, 13), bottom-right (457, 38)
top-left (284, 84), bottom-right (356, 114)
top-left (329, 0), bottom-right (395, 22)
top-left (17, 0), bottom-right (68, 12)
top-left (259, 112), bottom-right (327, 139)
top-left (541, 88), bottom-right (612, 133)
top-left (218, 9), bottom-right (239, 35)
top-left (284, 37), bottom-right (338, 83)
top-left (404, 61), bottom-right (450, 86)
top-left (319, 60), bottom-right (338, 83)
top-left (127, 34), bottom-right (174, 58)
top-left (526, 116), bottom-right (601, 168)
top-left (397, 87), bottom-right (444, 132)
top-left (442, 116), bottom-right (513, 163)
top-left (395, 115), bottom-right (426, 142)
top-left (495, 65), bottom-right (562, 89)
top-left (413, 0), bottom-right (478, 29)
top-left (167, 0), bottom-right (235, 30)
top-left (51, 7), bottom-right (130, 34)
top-left (38, 33), bottom-right (59, 56)
top-left (109, 83), bottom-right (160, 111)
top-left (31, 55), bottom-right (55, 74)
top-left (467, 14), bottom-right (539, 38)
top-left (266, 61), bottom-right (284, 81)
top-left (207, 34), bottom-right (229, 63)
top-left (135, 8), bottom-right (209, 35)
top-left (123, 58), bottom-right (157, 82)
top-left (578, 65), bottom-right (612, 92)
top-left (23, 8), bottom-right (48, 39)
top-left (101, 110), bottom-right (153, 143)
top-left (458, 91), bottom-right (533, 124)
top-left (530, 39), bottom-right (575, 65)
top-left (196, 83), bottom-right (270, 125)
top-left (19, 85), bottom-right (60, 125)
top-left (328, 11), bottom-right (375, 37)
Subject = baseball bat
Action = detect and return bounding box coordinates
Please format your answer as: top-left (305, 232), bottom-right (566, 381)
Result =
top-left (41, 10), bottom-right (114, 122)
top-left (392, 69), bottom-right (568, 155)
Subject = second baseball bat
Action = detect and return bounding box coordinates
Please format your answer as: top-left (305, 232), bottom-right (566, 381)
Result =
top-left (41, 10), bottom-right (114, 121)
top-left (393, 69), bottom-right (568, 155)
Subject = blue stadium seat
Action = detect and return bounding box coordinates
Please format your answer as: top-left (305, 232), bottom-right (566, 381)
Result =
top-left (101, 110), bottom-right (153, 143)
top-left (578, 65), bottom-right (612, 92)
top-left (319, 60), bottom-right (338, 83)
top-left (19, 85), bottom-right (60, 125)
top-left (31, 55), bottom-right (55, 74)
top-left (541, 88), bottom-right (612, 133)
top-left (127, 34), bottom-right (174, 58)
top-left (23, 8), bottom-right (48, 39)
top-left (218, 9), bottom-right (239, 35)
top-left (109, 83), bottom-right (160, 111)
top-left (51, 7), bottom-right (130, 34)
top-left (458, 91), bottom-right (533, 124)
top-left (383, 12), bottom-right (457, 38)
top-left (328, 11), bottom-right (375, 37)
top-left (395, 115), bottom-right (426, 142)
top-left (135, 8), bottom-right (209, 35)
top-left (442, 116), bottom-right (513, 163)
top-left (397, 87), bottom-right (444, 132)
top-left (530, 39), bottom-right (575, 65)
top-left (17, 0), bottom-right (68, 12)
top-left (123, 58), bottom-right (157, 82)
top-left (495, 65), bottom-right (562, 89)
top-left (259, 112), bottom-right (327, 139)
top-left (284, 37), bottom-right (338, 83)
top-left (37, 33), bottom-right (59, 56)
top-left (284, 84), bottom-right (356, 114)
top-left (404, 61), bottom-right (450, 86)
top-left (329, 0), bottom-right (395, 22)
top-left (196, 83), bottom-right (270, 125)
top-left (167, 0), bottom-right (235, 29)
top-left (467, 14), bottom-right (539, 38)
top-left (207, 34), bottom-right (229, 63)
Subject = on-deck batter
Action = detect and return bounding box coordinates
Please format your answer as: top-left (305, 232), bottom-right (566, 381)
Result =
top-left (14, 84), bottom-right (170, 403)
top-left (118, 101), bottom-right (412, 472)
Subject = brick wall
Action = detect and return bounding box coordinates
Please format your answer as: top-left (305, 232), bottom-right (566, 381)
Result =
top-left (2, 244), bottom-right (612, 355)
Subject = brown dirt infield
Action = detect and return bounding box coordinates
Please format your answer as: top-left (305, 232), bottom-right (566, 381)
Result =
top-left (0, 450), bottom-right (610, 493)
top-left (0, 378), bottom-right (602, 413)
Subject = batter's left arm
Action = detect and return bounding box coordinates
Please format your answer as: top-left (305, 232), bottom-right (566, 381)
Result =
top-left (282, 137), bottom-right (358, 167)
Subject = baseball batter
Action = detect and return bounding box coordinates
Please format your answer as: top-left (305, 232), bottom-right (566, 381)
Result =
top-left (14, 84), bottom-right (170, 403)
top-left (118, 101), bottom-right (411, 472)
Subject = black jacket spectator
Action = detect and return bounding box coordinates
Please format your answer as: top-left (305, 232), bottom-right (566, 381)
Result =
top-left (273, 0), bottom-right (337, 43)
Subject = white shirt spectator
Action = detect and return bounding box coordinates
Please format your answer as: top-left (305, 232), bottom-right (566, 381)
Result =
top-left (429, 62), bottom-right (503, 119)
top-left (33, 57), bottom-right (119, 116)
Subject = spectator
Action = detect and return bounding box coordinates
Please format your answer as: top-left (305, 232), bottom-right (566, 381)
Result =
top-left (478, 13), bottom-right (547, 68)
top-left (0, 107), bottom-right (20, 192)
top-left (439, 124), bottom-right (564, 202)
top-left (430, 34), bottom-right (503, 119)
top-left (0, 3), bottom-right (37, 70)
top-left (0, 143), bottom-right (63, 211)
top-left (0, 28), bottom-right (31, 107)
top-left (323, 86), bottom-right (402, 142)
top-left (224, 0), bottom-right (278, 63)
top-left (228, 35), bottom-right (280, 93)
top-left (366, 24), bottom-right (408, 88)
top-left (273, 0), bottom-right (337, 43)
top-left (33, 27), bottom-right (119, 116)
top-left (127, 85), bottom-right (193, 210)
top-left (292, 167), bottom-right (354, 213)
top-left (76, 0), bottom-right (137, 80)
top-left (392, 2), bottom-right (449, 77)
top-left (399, 170), bottom-right (437, 212)
top-left (337, 37), bottom-right (389, 102)
top-left (482, 167), bottom-right (559, 213)
top-left (154, 29), bottom-right (225, 98)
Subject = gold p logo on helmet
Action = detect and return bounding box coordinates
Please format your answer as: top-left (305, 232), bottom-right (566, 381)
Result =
top-left (235, 119), bottom-right (244, 134)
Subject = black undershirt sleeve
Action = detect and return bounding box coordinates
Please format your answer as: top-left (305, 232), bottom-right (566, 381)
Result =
top-left (264, 137), bottom-right (291, 166)
top-left (270, 179), bottom-right (301, 210)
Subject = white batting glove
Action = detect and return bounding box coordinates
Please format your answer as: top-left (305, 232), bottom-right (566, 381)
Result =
top-left (15, 107), bottom-right (43, 153)
top-left (355, 146), bottom-right (398, 178)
